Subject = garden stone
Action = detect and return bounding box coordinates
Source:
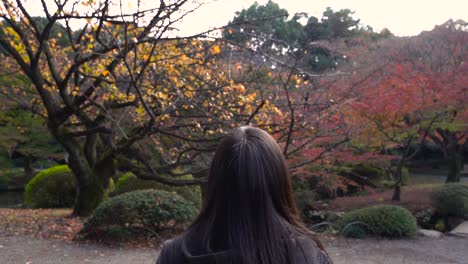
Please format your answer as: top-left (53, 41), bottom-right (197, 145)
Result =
top-left (417, 229), bottom-right (443, 238)
top-left (449, 221), bottom-right (468, 238)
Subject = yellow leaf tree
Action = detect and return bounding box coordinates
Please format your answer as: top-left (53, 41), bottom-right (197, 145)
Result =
top-left (0, 0), bottom-right (270, 216)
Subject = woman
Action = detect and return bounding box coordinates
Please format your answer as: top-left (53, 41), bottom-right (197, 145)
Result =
top-left (157, 126), bottom-right (331, 264)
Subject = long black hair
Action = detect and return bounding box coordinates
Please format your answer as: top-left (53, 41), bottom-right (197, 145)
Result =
top-left (185, 126), bottom-right (326, 263)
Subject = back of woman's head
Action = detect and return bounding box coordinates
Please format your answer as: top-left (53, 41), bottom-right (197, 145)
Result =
top-left (187, 126), bottom-right (320, 264)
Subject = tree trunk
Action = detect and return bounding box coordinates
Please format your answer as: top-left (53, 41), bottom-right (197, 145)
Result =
top-left (446, 149), bottom-right (461, 183)
top-left (51, 127), bottom-right (111, 216)
top-left (392, 155), bottom-right (407, 201)
top-left (392, 184), bottom-right (401, 201)
top-left (445, 133), bottom-right (462, 182)
top-left (392, 166), bottom-right (402, 201)
top-left (23, 156), bottom-right (34, 178)
top-left (432, 129), bottom-right (462, 183)
top-left (67, 151), bottom-right (107, 216)
top-left (73, 176), bottom-right (106, 216)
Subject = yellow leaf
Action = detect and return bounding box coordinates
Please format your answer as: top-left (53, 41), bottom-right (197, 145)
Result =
top-left (102, 70), bottom-right (110, 77)
top-left (211, 45), bottom-right (221, 55)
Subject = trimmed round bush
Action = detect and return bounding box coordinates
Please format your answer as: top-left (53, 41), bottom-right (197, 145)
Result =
top-left (24, 165), bottom-right (76, 208)
top-left (339, 205), bottom-right (417, 237)
top-left (82, 189), bottom-right (197, 234)
top-left (113, 172), bottom-right (202, 208)
top-left (430, 183), bottom-right (468, 217)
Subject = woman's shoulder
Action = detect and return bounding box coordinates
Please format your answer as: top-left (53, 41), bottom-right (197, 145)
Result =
top-left (156, 236), bottom-right (185, 264)
top-left (291, 235), bottom-right (332, 264)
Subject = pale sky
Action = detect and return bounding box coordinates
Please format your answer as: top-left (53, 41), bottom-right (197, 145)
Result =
top-left (23, 0), bottom-right (468, 37)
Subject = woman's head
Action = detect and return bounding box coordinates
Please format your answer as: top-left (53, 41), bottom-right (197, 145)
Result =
top-left (203, 126), bottom-right (299, 223)
top-left (187, 126), bottom-right (322, 263)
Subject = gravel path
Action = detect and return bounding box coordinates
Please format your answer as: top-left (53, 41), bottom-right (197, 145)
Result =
top-left (0, 236), bottom-right (158, 264)
top-left (324, 236), bottom-right (468, 264)
top-left (1, 235), bottom-right (467, 264)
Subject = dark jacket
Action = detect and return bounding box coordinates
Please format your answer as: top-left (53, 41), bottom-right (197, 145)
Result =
top-left (156, 235), bottom-right (331, 264)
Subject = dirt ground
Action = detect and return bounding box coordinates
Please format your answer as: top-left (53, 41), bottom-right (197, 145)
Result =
top-left (1, 235), bottom-right (467, 264)
top-left (315, 185), bottom-right (437, 213)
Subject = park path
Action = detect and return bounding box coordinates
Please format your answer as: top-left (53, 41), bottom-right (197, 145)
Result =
top-left (1, 235), bottom-right (468, 264)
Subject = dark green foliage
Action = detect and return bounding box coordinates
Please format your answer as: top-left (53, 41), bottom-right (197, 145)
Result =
top-left (113, 172), bottom-right (202, 208)
top-left (0, 154), bottom-right (15, 170)
top-left (0, 168), bottom-right (21, 186)
top-left (339, 205), bottom-right (417, 237)
top-left (414, 209), bottom-right (437, 230)
top-left (333, 163), bottom-right (385, 195)
top-left (0, 107), bottom-right (61, 173)
top-left (24, 165), bottom-right (76, 208)
top-left (350, 163), bottom-right (385, 181)
top-left (0, 168), bottom-right (33, 188)
top-left (223, 0), bottom-right (298, 53)
top-left (223, 1), bottom-right (391, 72)
top-left (317, 7), bottom-right (360, 39)
top-left (430, 183), bottom-right (468, 217)
top-left (342, 223), bottom-right (367, 239)
top-left (82, 190), bottom-right (197, 234)
top-left (30, 17), bottom-right (71, 47)
top-left (294, 190), bottom-right (316, 213)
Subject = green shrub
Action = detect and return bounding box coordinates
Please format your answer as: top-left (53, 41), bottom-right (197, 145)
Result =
top-left (430, 183), bottom-right (468, 217)
top-left (82, 189), bottom-right (197, 234)
top-left (24, 165), bottom-right (115, 208)
top-left (354, 163), bottom-right (383, 177)
top-left (342, 223), bottom-right (367, 239)
top-left (340, 163), bottom-right (385, 182)
top-left (24, 165), bottom-right (76, 208)
top-left (339, 205), bottom-right (417, 238)
top-left (294, 190), bottom-right (316, 213)
top-left (113, 172), bottom-right (202, 208)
